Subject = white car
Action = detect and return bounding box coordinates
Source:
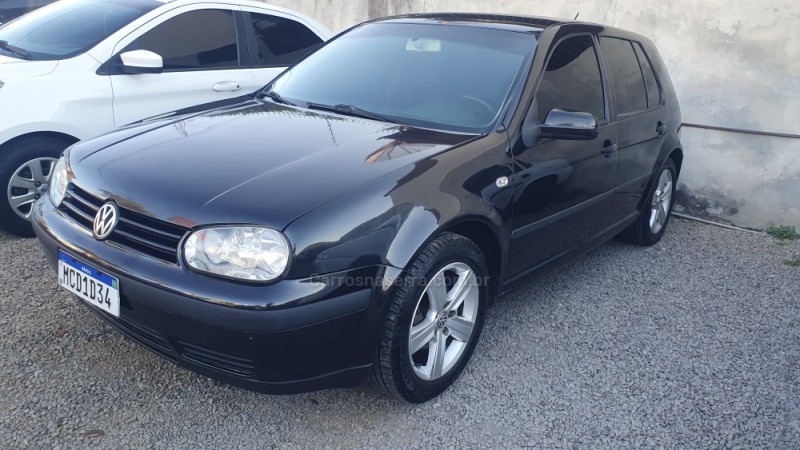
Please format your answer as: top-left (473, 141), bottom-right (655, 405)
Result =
top-left (0, 0), bottom-right (332, 236)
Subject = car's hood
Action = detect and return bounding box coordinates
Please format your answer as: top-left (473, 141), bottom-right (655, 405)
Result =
top-left (0, 55), bottom-right (58, 78)
top-left (69, 100), bottom-right (478, 230)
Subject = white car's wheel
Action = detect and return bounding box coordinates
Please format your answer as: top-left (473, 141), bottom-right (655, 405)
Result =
top-left (0, 136), bottom-right (70, 237)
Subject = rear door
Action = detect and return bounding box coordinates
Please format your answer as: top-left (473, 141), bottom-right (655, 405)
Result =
top-left (599, 36), bottom-right (665, 218)
top-left (109, 5), bottom-right (256, 127)
top-left (507, 33), bottom-right (618, 279)
top-left (239, 8), bottom-right (326, 89)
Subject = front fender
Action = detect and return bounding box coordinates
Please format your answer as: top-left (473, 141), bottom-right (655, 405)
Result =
top-left (283, 132), bottom-right (514, 279)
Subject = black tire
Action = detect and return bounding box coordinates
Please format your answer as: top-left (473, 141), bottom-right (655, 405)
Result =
top-left (0, 136), bottom-right (71, 237)
top-left (619, 158), bottom-right (677, 246)
top-left (370, 232), bottom-right (490, 403)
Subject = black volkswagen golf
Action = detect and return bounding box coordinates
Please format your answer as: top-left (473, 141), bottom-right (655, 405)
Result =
top-left (33, 14), bottom-right (683, 403)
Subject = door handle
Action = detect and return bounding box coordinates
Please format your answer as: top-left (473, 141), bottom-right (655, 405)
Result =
top-left (212, 81), bottom-right (241, 92)
top-left (601, 142), bottom-right (617, 157)
top-left (656, 122), bottom-right (667, 136)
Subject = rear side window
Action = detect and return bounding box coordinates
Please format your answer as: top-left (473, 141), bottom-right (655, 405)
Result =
top-left (536, 34), bottom-right (605, 121)
top-left (248, 13), bottom-right (322, 67)
top-left (601, 37), bottom-right (647, 115)
top-left (133, 9), bottom-right (240, 71)
top-left (634, 43), bottom-right (661, 108)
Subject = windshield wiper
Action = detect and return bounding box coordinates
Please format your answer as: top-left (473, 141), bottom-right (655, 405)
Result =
top-left (0, 40), bottom-right (32, 60)
top-left (306, 102), bottom-right (400, 124)
top-left (262, 90), bottom-right (296, 106)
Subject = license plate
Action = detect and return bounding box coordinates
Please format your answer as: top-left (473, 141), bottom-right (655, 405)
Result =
top-left (58, 251), bottom-right (120, 318)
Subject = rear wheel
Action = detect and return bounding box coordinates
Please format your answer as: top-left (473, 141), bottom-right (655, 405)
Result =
top-left (370, 233), bottom-right (489, 403)
top-left (619, 158), bottom-right (677, 246)
top-left (0, 136), bottom-right (70, 237)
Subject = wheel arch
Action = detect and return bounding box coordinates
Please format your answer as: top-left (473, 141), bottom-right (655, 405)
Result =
top-left (441, 218), bottom-right (504, 297)
top-left (636, 141), bottom-right (683, 213)
top-left (0, 131), bottom-right (80, 153)
top-left (669, 147), bottom-right (684, 177)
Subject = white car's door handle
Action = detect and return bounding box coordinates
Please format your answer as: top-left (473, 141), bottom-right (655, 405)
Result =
top-left (212, 81), bottom-right (241, 92)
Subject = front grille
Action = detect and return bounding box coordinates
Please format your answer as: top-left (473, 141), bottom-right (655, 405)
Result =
top-left (176, 340), bottom-right (257, 378)
top-left (60, 185), bottom-right (189, 264)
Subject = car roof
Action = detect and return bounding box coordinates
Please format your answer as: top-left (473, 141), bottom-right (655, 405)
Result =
top-left (373, 13), bottom-right (640, 39)
top-left (163, 0), bottom-right (319, 15)
top-left (375, 13), bottom-right (567, 32)
top-left (158, 0), bottom-right (333, 37)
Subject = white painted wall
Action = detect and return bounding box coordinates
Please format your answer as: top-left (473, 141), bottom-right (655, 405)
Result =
top-left (267, 0), bottom-right (800, 229)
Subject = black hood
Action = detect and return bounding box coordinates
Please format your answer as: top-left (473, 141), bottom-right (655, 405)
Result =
top-left (68, 100), bottom-right (477, 230)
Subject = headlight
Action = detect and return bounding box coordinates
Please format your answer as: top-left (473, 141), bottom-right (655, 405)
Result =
top-left (49, 156), bottom-right (68, 207)
top-left (183, 227), bottom-right (290, 282)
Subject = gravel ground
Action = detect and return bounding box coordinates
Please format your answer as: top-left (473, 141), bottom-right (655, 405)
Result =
top-left (1, 218), bottom-right (798, 449)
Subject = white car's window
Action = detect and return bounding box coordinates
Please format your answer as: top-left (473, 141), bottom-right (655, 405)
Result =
top-left (126, 9), bottom-right (240, 71)
top-left (0, 0), bottom-right (159, 60)
top-left (248, 12), bottom-right (322, 67)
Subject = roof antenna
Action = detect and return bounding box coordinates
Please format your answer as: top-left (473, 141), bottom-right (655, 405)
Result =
top-left (574, 12), bottom-right (580, 20)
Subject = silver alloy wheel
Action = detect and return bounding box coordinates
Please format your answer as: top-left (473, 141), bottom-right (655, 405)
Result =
top-left (7, 157), bottom-right (57, 220)
top-left (408, 262), bottom-right (479, 381)
top-left (649, 168), bottom-right (673, 234)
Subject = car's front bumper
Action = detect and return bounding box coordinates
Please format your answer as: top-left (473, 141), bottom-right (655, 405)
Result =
top-left (32, 199), bottom-right (400, 394)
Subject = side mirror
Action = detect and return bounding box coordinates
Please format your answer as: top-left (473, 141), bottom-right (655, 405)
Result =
top-left (539, 109), bottom-right (598, 140)
top-left (119, 50), bottom-right (163, 74)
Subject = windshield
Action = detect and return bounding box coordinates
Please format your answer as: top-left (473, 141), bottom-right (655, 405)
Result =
top-left (268, 22), bottom-right (538, 133)
top-left (0, 0), bottom-right (159, 60)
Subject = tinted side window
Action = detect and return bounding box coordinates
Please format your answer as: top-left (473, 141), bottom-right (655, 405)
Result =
top-left (0, 0), bottom-right (158, 60)
top-left (536, 34), bottom-right (605, 121)
top-left (634, 43), bottom-right (661, 108)
top-left (249, 13), bottom-right (322, 66)
top-left (134, 9), bottom-right (239, 71)
top-left (601, 37), bottom-right (647, 115)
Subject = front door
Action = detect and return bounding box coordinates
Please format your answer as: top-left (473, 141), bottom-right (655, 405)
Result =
top-left (110, 6), bottom-right (256, 127)
top-left (507, 34), bottom-right (618, 281)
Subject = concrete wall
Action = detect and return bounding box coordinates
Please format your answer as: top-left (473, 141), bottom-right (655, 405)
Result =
top-left (271, 0), bottom-right (800, 229)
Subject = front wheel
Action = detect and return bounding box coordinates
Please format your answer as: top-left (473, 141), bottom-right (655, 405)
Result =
top-left (371, 232), bottom-right (489, 403)
top-left (0, 136), bottom-right (70, 237)
top-left (619, 158), bottom-right (677, 246)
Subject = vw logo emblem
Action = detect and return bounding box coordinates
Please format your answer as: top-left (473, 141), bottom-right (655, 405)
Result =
top-left (93, 202), bottom-right (119, 240)
top-left (437, 312), bottom-right (448, 329)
